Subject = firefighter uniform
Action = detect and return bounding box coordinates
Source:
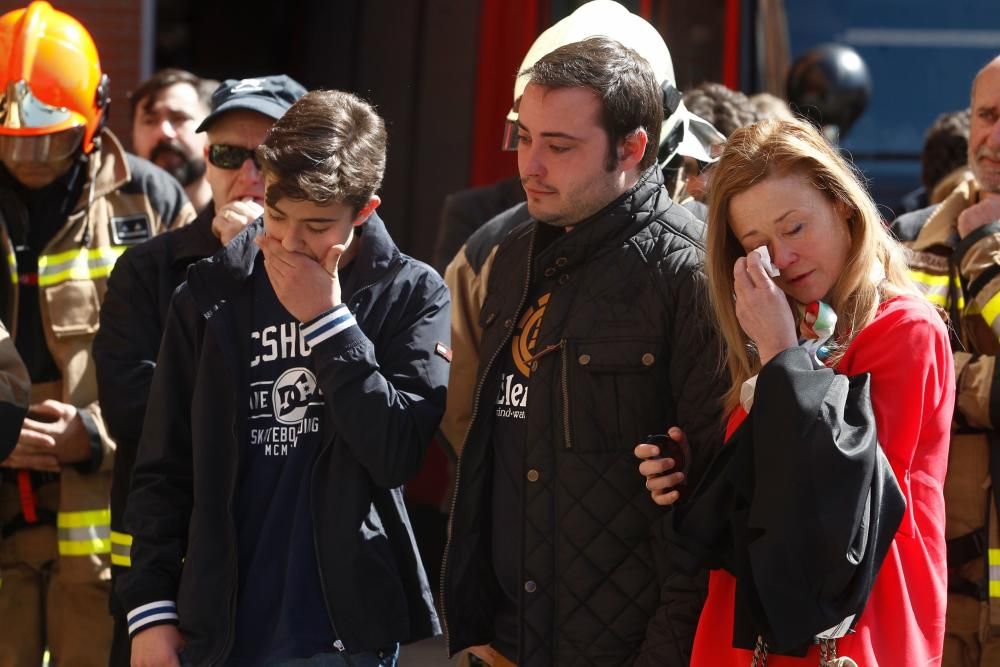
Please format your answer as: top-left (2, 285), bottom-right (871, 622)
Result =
top-left (892, 177), bottom-right (1000, 667)
top-left (0, 4), bottom-right (195, 665)
top-left (0, 128), bottom-right (195, 665)
top-left (0, 322), bottom-right (28, 456)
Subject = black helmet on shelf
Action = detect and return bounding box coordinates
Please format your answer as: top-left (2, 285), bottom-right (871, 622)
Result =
top-left (786, 43), bottom-right (872, 142)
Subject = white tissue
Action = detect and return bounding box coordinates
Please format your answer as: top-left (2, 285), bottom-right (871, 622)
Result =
top-left (740, 374), bottom-right (758, 412)
top-left (751, 246), bottom-right (780, 278)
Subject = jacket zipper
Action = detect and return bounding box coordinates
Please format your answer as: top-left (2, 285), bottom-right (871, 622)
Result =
top-left (345, 258), bottom-right (404, 312)
top-left (205, 298), bottom-right (245, 667)
top-left (210, 404), bottom-right (241, 666)
top-left (304, 266), bottom-right (401, 664)
top-left (441, 226), bottom-right (537, 653)
top-left (310, 442), bottom-right (353, 665)
top-left (560, 341), bottom-right (572, 449)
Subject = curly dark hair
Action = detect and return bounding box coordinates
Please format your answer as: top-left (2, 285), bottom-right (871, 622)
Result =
top-left (682, 82), bottom-right (759, 138)
top-left (921, 109), bottom-right (970, 194)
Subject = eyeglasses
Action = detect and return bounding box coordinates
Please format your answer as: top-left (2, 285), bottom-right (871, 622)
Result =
top-left (208, 144), bottom-right (261, 170)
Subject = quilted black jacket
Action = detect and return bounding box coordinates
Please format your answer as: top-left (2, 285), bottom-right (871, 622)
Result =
top-left (442, 167), bottom-right (726, 666)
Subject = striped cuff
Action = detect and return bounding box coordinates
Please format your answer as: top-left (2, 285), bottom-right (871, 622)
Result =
top-left (300, 304), bottom-right (357, 347)
top-left (127, 600), bottom-right (178, 636)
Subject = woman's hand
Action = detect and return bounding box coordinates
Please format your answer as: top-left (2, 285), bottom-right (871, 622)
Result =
top-left (635, 427), bottom-right (688, 506)
top-left (733, 251), bottom-right (797, 365)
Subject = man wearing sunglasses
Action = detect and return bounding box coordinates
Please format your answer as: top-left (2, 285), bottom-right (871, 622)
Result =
top-left (93, 74), bottom-right (305, 667)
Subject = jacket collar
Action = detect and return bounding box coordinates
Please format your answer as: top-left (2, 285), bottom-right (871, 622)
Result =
top-left (72, 129), bottom-right (131, 214)
top-left (531, 165), bottom-right (665, 278)
top-left (911, 176), bottom-right (979, 251)
top-left (173, 203), bottom-right (222, 264)
top-left (339, 212), bottom-right (400, 298)
top-left (186, 210), bottom-right (400, 319)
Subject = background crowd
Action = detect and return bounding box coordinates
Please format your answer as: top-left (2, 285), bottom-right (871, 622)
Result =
top-left (0, 2), bottom-right (997, 667)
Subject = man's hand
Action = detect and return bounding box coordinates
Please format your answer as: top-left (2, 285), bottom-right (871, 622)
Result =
top-left (635, 427), bottom-right (688, 506)
top-left (256, 234), bottom-right (347, 322)
top-left (466, 645), bottom-right (497, 665)
top-left (1, 400), bottom-right (92, 471)
top-left (212, 199), bottom-right (264, 246)
top-left (131, 624), bottom-right (185, 667)
top-left (957, 193), bottom-right (1000, 239)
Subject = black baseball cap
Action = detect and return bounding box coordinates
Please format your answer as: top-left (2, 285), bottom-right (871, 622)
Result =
top-left (196, 75), bottom-right (307, 133)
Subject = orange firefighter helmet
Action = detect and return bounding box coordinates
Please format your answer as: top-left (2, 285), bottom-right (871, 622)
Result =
top-left (0, 1), bottom-right (110, 160)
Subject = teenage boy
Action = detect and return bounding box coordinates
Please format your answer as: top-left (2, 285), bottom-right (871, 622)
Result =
top-left (117, 90), bottom-right (449, 667)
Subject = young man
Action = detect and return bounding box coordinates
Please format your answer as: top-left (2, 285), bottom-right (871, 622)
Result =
top-left (130, 68), bottom-right (218, 211)
top-left (442, 37), bottom-right (726, 666)
top-left (117, 90), bottom-right (448, 667)
top-left (95, 74), bottom-right (305, 667)
top-left (440, 0), bottom-right (725, 459)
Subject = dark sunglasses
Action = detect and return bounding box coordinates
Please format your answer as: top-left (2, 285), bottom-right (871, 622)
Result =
top-left (208, 144), bottom-right (261, 170)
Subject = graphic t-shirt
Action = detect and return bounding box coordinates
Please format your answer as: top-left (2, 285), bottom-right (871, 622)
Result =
top-left (491, 289), bottom-right (553, 661)
top-left (231, 256), bottom-right (343, 665)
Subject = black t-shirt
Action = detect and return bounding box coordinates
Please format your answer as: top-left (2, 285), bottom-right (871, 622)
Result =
top-left (230, 257), bottom-right (348, 665)
top-left (0, 159), bottom-right (85, 383)
top-left (491, 286), bottom-right (554, 661)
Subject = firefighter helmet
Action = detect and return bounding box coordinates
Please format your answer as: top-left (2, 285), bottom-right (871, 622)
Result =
top-left (502, 0), bottom-right (724, 167)
top-left (0, 1), bottom-right (109, 160)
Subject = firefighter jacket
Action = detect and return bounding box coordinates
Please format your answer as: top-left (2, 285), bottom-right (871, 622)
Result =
top-left (0, 129), bottom-right (196, 579)
top-left (0, 321), bottom-right (28, 457)
top-left (891, 177), bottom-right (1000, 634)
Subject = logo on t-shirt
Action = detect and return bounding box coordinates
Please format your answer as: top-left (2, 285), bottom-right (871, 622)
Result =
top-left (249, 353), bottom-right (323, 456)
top-left (273, 368), bottom-right (319, 424)
top-left (496, 293), bottom-right (550, 421)
top-left (512, 293), bottom-right (549, 377)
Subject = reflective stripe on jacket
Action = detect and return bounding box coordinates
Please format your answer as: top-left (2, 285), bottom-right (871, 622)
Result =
top-left (0, 129), bottom-right (196, 580)
top-left (891, 178), bottom-right (1000, 633)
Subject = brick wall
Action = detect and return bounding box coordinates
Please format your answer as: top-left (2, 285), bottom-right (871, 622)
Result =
top-left (0, 0), bottom-right (149, 149)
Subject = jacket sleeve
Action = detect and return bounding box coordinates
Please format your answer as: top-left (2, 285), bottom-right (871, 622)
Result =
top-left (952, 351), bottom-right (1000, 429)
top-left (94, 246), bottom-right (162, 454)
top-left (839, 301), bottom-right (954, 539)
top-left (0, 321), bottom-right (29, 459)
top-left (432, 192), bottom-right (479, 273)
top-left (945, 223), bottom-right (1000, 427)
top-left (439, 244), bottom-right (493, 456)
top-left (956, 222), bottom-right (1000, 342)
top-left (128, 153), bottom-right (197, 232)
top-left (640, 266), bottom-right (726, 666)
top-left (80, 163), bottom-right (193, 474)
top-left (301, 267), bottom-right (451, 489)
top-left (115, 286), bottom-right (200, 637)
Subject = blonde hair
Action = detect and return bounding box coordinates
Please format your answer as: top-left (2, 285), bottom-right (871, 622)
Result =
top-left (705, 119), bottom-right (919, 412)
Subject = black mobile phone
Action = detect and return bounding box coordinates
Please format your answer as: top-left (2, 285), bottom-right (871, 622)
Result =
top-left (644, 433), bottom-right (690, 490)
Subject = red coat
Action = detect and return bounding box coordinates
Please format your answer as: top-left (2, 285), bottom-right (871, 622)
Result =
top-left (691, 295), bottom-right (952, 666)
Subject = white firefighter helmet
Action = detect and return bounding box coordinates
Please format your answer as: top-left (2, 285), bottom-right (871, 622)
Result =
top-left (502, 0), bottom-right (724, 167)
